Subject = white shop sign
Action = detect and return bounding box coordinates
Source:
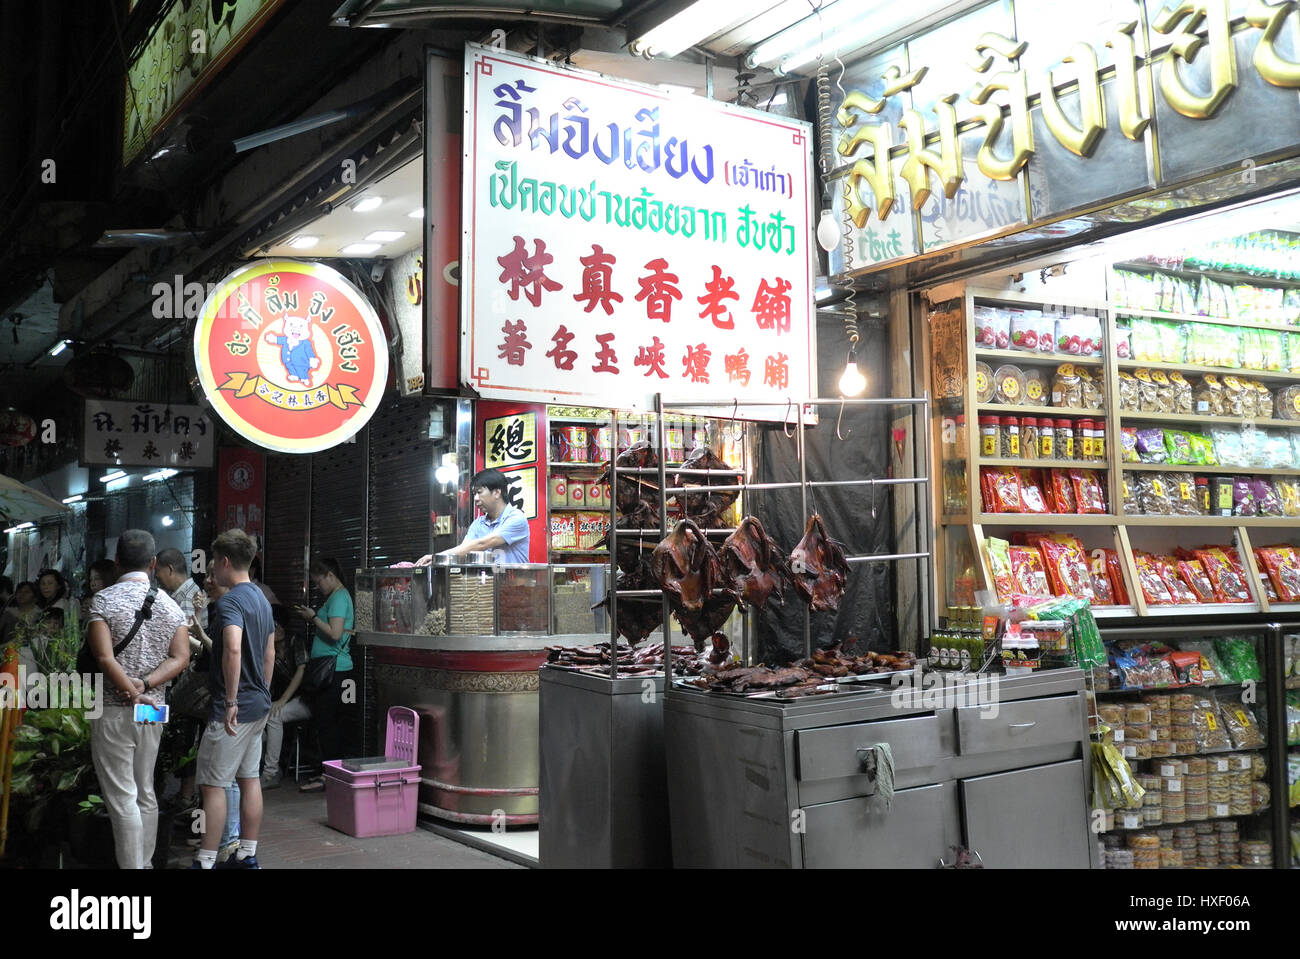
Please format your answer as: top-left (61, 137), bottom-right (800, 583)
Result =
top-left (82, 400), bottom-right (215, 469)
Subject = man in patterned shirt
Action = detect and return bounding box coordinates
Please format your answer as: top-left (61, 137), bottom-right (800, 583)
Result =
top-left (86, 529), bottom-right (190, 869)
top-left (156, 548), bottom-right (206, 630)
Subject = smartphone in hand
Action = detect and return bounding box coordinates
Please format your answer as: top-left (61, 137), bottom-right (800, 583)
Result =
top-left (134, 703), bottom-right (169, 724)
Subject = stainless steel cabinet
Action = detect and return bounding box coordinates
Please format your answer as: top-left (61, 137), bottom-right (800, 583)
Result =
top-left (961, 760), bottom-right (1092, 868)
top-left (803, 783), bottom-right (961, 869)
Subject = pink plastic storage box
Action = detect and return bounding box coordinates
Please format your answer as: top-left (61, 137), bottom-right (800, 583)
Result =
top-left (321, 707), bottom-right (421, 838)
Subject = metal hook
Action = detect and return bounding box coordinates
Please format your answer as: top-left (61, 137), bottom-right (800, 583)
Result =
top-left (836, 397), bottom-right (852, 440)
top-left (783, 399), bottom-right (795, 438)
top-left (870, 477), bottom-right (879, 520)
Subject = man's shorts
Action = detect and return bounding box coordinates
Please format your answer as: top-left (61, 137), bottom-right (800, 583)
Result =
top-left (196, 714), bottom-right (269, 786)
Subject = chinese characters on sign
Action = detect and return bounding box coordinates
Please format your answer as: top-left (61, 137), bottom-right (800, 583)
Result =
top-left (82, 401), bottom-right (214, 468)
top-left (462, 46), bottom-right (816, 418)
top-left (484, 412), bottom-right (537, 469)
top-left (193, 260), bottom-right (389, 454)
top-left (475, 401), bottom-right (547, 562)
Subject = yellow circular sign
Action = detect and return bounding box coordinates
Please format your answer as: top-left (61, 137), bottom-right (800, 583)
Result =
top-left (193, 260), bottom-right (389, 453)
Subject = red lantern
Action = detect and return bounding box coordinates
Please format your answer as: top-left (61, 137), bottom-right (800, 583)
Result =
top-left (0, 408), bottom-right (35, 447)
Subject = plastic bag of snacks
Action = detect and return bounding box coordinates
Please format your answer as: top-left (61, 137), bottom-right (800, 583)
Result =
top-left (1115, 321), bottom-right (1132, 360)
top-left (1009, 545), bottom-right (1053, 600)
top-left (1194, 548), bottom-right (1253, 602)
top-left (1088, 550), bottom-right (1116, 606)
top-left (1213, 637), bottom-right (1262, 683)
top-left (1017, 468), bottom-right (1050, 514)
top-left (1177, 560), bottom-right (1218, 603)
top-left (1192, 696), bottom-right (1232, 751)
top-left (1166, 474), bottom-right (1201, 517)
top-left (1221, 375), bottom-right (1249, 414)
top-left (1257, 545), bottom-right (1300, 601)
top-left (1121, 428), bottom-right (1140, 463)
top-left (985, 537), bottom-right (1015, 604)
top-left (1241, 329), bottom-right (1265, 370)
top-left (1177, 640), bottom-right (1227, 683)
top-left (1136, 428), bottom-right (1167, 463)
top-left (1218, 700), bottom-right (1265, 749)
top-left (1255, 382), bottom-right (1274, 419)
top-left (1169, 371), bottom-right (1194, 414)
top-left (1253, 478), bottom-right (1284, 517)
top-left (1131, 319), bottom-right (1163, 363)
top-left (1164, 429), bottom-right (1196, 465)
top-left (1154, 556), bottom-right (1197, 604)
top-left (1157, 320), bottom-right (1186, 363)
top-left (1070, 468), bottom-right (1108, 514)
top-left (974, 305), bottom-right (1010, 349)
top-left (1194, 375), bottom-right (1224, 415)
top-left (1118, 371), bottom-right (1139, 410)
top-left (1037, 536), bottom-right (1096, 600)
top-left (1048, 469), bottom-right (1076, 513)
top-left (981, 467), bottom-right (1021, 513)
top-left (1135, 370), bottom-right (1161, 412)
top-left (1260, 330), bottom-right (1286, 371)
top-left (1136, 473), bottom-right (1173, 515)
top-left (1189, 432), bottom-right (1217, 466)
top-left (1233, 476), bottom-right (1259, 517)
top-left (1079, 368), bottom-right (1104, 410)
top-left (1052, 364), bottom-right (1083, 408)
top-left (1008, 309), bottom-right (1044, 352)
top-left (1105, 549), bottom-right (1131, 605)
top-left (1134, 553), bottom-right (1175, 605)
top-left (1121, 473), bottom-right (1139, 514)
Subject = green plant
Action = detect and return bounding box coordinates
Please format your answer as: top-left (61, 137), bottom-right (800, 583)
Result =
top-left (76, 794), bottom-right (104, 816)
top-left (8, 707), bottom-right (98, 833)
top-left (27, 606), bottom-right (82, 676)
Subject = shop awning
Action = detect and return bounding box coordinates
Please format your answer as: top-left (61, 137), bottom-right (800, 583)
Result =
top-left (0, 474), bottom-right (69, 526)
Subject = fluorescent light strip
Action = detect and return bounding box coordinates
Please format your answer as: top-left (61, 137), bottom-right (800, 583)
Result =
top-left (4, 522), bottom-right (36, 533)
top-left (745, 0), bottom-right (860, 68)
top-left (100, 470), bottom-right (127, 483)
top-left (634, 0), bottom-right (742, 58)
top-left (351, 196), bottom-right (383, 212)
top-left (289, 235), bottom-right (320, 249)
top-left (143, 468), bottom-right (179, 482)
top-left (62, 494), bottom-right (83, 504)
top-left (407, 208), bottom-right (424, 219)
top-left (777, 1), bottom-right (957, 74)
top-left (49, 340), bottom-right (70, 357)
top-left (365, 230), bottom-right (406, 243)
top-left (340, 242), bottom-right (381, 255)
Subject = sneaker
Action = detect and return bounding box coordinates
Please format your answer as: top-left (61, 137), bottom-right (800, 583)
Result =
top-left (298, 776), bottom-right (324, 793)
top-left (215, 854), bottom-right (260, 869)
top-left (261, 772), bottom-right (281, 790)
top-left (216, 840), bottom-right (240, 863)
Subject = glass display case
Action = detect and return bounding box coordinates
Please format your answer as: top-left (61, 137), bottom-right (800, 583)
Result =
top-left (355, 563), bottom-right (608, 638)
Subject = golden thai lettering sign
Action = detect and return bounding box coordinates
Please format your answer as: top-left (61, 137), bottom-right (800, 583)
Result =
top-left (193, 260), bottom-right (389, 453)
top-left (828, 0), bottom-right (1300, 272)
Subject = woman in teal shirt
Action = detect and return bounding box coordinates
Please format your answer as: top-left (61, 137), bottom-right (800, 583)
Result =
top-left (293, 557), bottom-right (355, 792)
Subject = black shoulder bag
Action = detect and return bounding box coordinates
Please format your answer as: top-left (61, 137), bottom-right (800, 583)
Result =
top-left (76, 584), bottom-right (159, 678)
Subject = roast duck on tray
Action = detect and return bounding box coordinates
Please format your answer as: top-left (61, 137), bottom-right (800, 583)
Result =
top-left (544, 640), bottom-right (704, 676)
top-left (681, 642), bottom-right (918, 696)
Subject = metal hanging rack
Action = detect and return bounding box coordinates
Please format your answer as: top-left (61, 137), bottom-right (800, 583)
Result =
top-left (605, 392), bottom-right (932, 681)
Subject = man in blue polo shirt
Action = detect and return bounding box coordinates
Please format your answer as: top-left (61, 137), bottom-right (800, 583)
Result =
top-left (435, 468), bottom-right (531, 565)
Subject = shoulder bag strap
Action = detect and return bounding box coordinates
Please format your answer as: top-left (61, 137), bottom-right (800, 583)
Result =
top-left (111, 583), bottom-right (159, 658)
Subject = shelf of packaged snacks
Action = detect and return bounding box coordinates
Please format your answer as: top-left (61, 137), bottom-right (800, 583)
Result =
top-left (1120, 462), bottom-right (1300, 476)
top-left (1116, 359), bottom-right (1300, 385)
top-left (975, 403), bottom-right (1105, 417)
top-left (1118, 514), bottom-right (1300, 527)
top-left (1107, 811), bottom-right (1264, 832)
top-left (1117, 411), bottom-right (1300, 429)
top-left (1112, 259), bottom-right (1300, 292)
top-left (974, 348), bottom-right (1105, 367)
top-left (979, 457), bottom-right (1108, 469)
top-left (1113, 306), bottom-right (1300, 334)
top-left (974, 513), bottom-right (1120, 526)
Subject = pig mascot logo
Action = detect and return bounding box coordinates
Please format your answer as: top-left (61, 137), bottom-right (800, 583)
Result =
top-left (264, 314), bottom-right (321, 387)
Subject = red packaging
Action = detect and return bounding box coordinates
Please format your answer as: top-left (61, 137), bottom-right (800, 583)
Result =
top-left (1009, 545), bottom-right (1052, 599)
top-left (980, 468), bottom-right (998, 513)
top-left (1153, 555), bottom-right (1197, 604)
top-left (1192, 547), bottom-right (1252, 603)
top-left (1170, 650), bottom-right (1203, 685)
top-left (1018, 469), bottom-right (1050, 514)
top-left (1176, 560), bottom-right (1218, 603)
top-left (1104, 549), bottom-right (1130, 606)
top-left (1133, 552), bottom-right (1174, 605)
top-left (1088, 549), bottom-right (1115, 606)
top-left (1049, 469), bottom-right (1076, 514)
top-left (1070, 468), bottom-right (1107, 515)
top-left (987, 467), bottom-right (1021, 513)
top-left (1257, 545), bottom-right (1300, 602)
top-left (1039, 538), bottom-right (1095, 600)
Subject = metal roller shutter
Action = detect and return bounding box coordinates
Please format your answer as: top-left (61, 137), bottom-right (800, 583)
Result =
top-left (309, 439), bottom-right (366, 596)
top-left (367, 394), bottom-right (434, 567)
top-left (265, 453), bottom-right (311, 605)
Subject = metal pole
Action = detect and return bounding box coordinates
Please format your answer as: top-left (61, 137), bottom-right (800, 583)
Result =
top-left (656, 393), bottom-right (672, 684)
top-left (609, 408), bottom-right (620, 680)
top-left (846, 552), bottom-right (932, 563)
top-left (797, 400), bottom-right (810, 659)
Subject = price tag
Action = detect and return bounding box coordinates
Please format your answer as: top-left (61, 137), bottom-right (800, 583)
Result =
top-left (1205, 712), bottom-right (1218, 730)
top-left (1123, 744), bottom-right (1137, 758)
top-left (1212, 803), bottom-right (1230, 818)
top-left (1236, 756), bottom-right (1252, 770)
top-left (1214, 758), bottom-right (1230, 772)
top-left (1123, 812), bottom-right (1141, 829)
top-left (1235, 709), bottom-right (1249, 725)
top-left (1114, 728), bottom-right (1125, 742)
top-left (1150, 729), bottom-right (1159, 741)
top-left (1166, 778), bottom-right (1182, 792)
top-left (1160, 763), bottom-right (1178, 777)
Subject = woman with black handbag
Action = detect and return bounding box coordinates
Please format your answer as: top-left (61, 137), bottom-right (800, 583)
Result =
top-left (293, 557), bottom-right (355, 793)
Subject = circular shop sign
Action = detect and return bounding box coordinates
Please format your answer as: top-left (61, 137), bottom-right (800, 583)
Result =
top-left (194, 259), bottom-right (388, 453)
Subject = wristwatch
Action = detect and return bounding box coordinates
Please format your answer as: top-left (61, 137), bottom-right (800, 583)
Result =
top-left (141, 677), bottom-right (152, 692)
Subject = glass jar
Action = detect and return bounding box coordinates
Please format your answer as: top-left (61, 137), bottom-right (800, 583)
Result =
top-left (1079, 418), bottom-right (1096, 461)
top-left (1039, 419), bottom-right (1056, 459)
top-left (954, 414), bottom-right (967, 456)
top-left (980, 416), bottom-right (999, 457)
top-left (1000, 416), bottom-right (1021, 458)
top-left (1195, 477), bottom-right (1210, 514)
top-left (1022, 417), bottom-right (1039, 460)
top-left (1095, 421), bottom-right (1107, 461)
top-left (1055, 418), bottom-right (1075, 461)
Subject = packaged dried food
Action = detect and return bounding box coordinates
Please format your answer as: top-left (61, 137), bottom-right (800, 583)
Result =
top-left (1168, 371), bottom-right (1194, 414)
top-left (1193, 374), bottom-right (1224, 416)
top-left (1195, 548), bottom-right (1253, 603)
top-left (980, 467), bottom-right (1022, 513)
top-left (1241, 328), bottom-right (1265, 370)
top-left (1252, 478), bottom-right (1283, 517)
top-left (1072, 314), bottom-right (1104, 357)
top-left (1009, 309), bottom-right (1044, 352)
top-left (1170, 650), bottom-right (1204, 684)
top-left (1105, 549), bottom-right (1131, 605)
top-left (1023, 368), bottom-right (1048, 405)
top-left (1219, 701), bottom-right (1265, 749)
top-left (1018, 468), bottom-right (1050, 514)
top-left (1176, 560), bottom-right (1218, 603)
top-left (1257, 544), bottom-right (1300, 601)
top-left (1134, 369), bottom-right (1160, 412)
top-left (1260, 330), bottom-right (1285, 371)
top-left (1266, 430), bottom-right (1295, 467)
top-left (1193, 697), bottom-right (1232, 751)
top-left (1221, 375), bottom-right (1247, 416)
top-left (1134, 553), bottom-right (1175, 605)
top-left (1209, 430), bottom-right (1244, 466)
top-left (1136, 428), bottom-right (1167, 463)
top-left (994, 365), bottom-right (1026, 405)
top-left (1008, 545), bottom-right (1052, 599)
top-left (1168, 474), bottom-right (1201, 516)
top-left (1163, 429), bottom-right (1195, 465)
top-left (985, 537), bottom-right (1015, 604)
top-left (1136, 473), bottom-right (1173, 515)
top-left (1052, 364), bottom-right (1083, 408)
top-left (1120, 427), bottom-right (1139, 463)
top-left (1233, 476), bottom-right (1258, 517)
top-left (1049, 469), bottom-right (1076, 513)
top-left (1213, 637), bottom-right (1262, 682)
top-left (1279, 383), bottom-right (1300, 421)
top-left (1079, 368), bottom-right (1104, 410)
top-left (1021, 418), bottom-right (1040, 459)
top-left (1039, 537), bottom-right (1095, 600)
top-left (1071, 468), bottom-right (1108, 514)
top-left (980, 468), bottom-right (998, 512)
top-left (1117, 371), bottom-right (1140, 411)
top-left (1157, 321), bottom-right (1186, 363)
top-left (974, 306), bottom-right (1010, 350)
top-left (1130, 318), bottom-right (1163, 363)
top-left (1188, 432), bottom-right (1217, 466)
top-left (974, 361), bottom-right (996, 403)
top-left (1115, 321), bottom-right (1132, 360)
top-left (1099, 704), bottom-right (1127, 726)
top-left (1255, 382), bottom-right (1275, 419)
top-left (1121, 472), bottom-right (1139, 514)
top-left (1000, 416), bottom-right (1021, 457)
top-left (1151, 369), bottom-right (1176, 415)
top-left (1153, 555), bottom-right (1197, 604)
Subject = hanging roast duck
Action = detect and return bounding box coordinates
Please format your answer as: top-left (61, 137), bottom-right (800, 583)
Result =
top-left (789, 513), bottom-right (850, 613)
top-left (719, 516), bottom-right (790, 609)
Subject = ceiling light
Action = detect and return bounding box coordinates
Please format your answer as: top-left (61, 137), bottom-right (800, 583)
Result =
top-left (351, 196), bottom-right (383, 212)
top-left (817, 210), bottom-right (841, 252)
top-left (143, 468), bottom-right (179, 482)
top-left (434, 463), bottom-right (458, 485)
top-left (365, 231), bottom-right (406, 243)
top-left (407, 208), bottom-right (424, 219)
top-left (62, 494), bottom-right (83, 504)
top-left (745, 0), bottom-right (860, 69)
top-left (838, 356), bottom-right (867, 397)
top-left (340, 242), bottom-right (382, 255)
top-left (775, 1), bottom-right (954, 74)
top-left (100, 470), bottom-right (127, 483)
top-left (5, 522), bottom-right (35, 533)
top-left (289, 235), bottom-right (320, 249)
top-left (632, 0), bottom-right (742, 58)
top-left (161, 515), bottom-right (174, 527)
top-left (48, 339), bottom-right (71, 357)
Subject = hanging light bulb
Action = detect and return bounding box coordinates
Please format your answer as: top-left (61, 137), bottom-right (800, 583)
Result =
top-left (816, 208), bottom-right (840, 253)
top-left (838, 344), bottom-right (865, 397)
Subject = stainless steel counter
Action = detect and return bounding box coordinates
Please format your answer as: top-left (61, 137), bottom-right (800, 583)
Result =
top-left (358, 630), bottom-right (605, 826)
top-left (664, 668), bottom-right (1096, 868)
